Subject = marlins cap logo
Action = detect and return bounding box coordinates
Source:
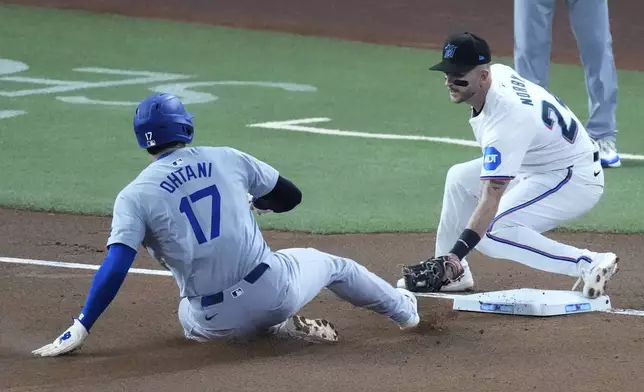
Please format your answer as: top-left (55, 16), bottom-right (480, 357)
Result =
top-left (444, 44), bottom-right (457, 58)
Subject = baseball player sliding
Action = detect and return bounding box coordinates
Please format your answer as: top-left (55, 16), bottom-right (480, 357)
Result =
top-left (398, 32), bottom-right (619, 298)
top-left (32, 93), bottom-right (419, 357)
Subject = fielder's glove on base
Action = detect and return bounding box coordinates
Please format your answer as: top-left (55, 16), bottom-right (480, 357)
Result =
top-left (32, 318), bottom-right (88, 357)
top-left (400, 255), bottom-right (464, 292)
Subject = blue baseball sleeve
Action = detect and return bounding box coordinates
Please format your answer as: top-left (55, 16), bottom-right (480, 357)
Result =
top-left (77, 243), bottom-right (137, 331)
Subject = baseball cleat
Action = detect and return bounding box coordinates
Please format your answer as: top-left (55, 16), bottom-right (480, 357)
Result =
top-left (572, 252), bottom-right (619, 299)
top-left (597, 138), bottom-right (621, 168)
top-left (438, 267), bottom-right (474, 292)
top-left (396, 266), bottom-right (474, 292)
top-left (269, 315), bottom-right (339, 343)
top-left (395, 288), bottom-right (420, 330)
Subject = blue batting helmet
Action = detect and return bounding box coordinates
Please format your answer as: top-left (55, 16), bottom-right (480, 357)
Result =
top-left (133, 93), bottom-right (195, 149)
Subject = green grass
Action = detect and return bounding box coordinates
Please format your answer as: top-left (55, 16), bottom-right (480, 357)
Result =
top-left (1, 4), bottom-right (644, 233)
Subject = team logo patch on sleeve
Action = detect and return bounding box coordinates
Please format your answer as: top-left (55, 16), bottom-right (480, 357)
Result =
top-left (483, 146), bottom-right (502, 171)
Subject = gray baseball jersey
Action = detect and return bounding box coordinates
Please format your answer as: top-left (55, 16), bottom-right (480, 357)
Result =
top-left (107, 146), bottom-right (279, 297)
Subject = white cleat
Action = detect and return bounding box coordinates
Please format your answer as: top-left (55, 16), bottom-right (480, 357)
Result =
top-left (439, 267), bottom-right (474, 292)
top-left (396, 267), bottom-right (474, 292)
top-left (597, 138), bottom-right (621, 168)
top-left (269, 315), bottom-right (339, 343)
top-left (572, 253), bottom-right (619, 299)
top-left (396, 278), bottom-right (406, 290)
top-left (395, 288), bottom-right (420, 330)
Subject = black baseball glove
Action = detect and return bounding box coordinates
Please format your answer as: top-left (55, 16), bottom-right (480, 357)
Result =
top-left (400, 256), bottom-right (464, 293)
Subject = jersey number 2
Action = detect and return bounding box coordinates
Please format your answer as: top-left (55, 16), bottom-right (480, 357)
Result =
top-left (541, 96), bottom-right (578, 144)
top-left (179, 184), bottom-right (221, 245)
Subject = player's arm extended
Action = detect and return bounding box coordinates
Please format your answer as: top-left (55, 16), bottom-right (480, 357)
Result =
top-left (446, 179), bottom-right (510, 261)
top-left (77, 243), bottom-right (137, 330)
top-left (32, 243), bottom-right (137, 357)
top-left (467, 179), bottom-right (509, 236)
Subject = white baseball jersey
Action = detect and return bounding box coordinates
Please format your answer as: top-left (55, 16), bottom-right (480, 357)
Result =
top-left (470, 64), bottom-right (596, 180)
top-left (107, 146), bottom-right (279, 298)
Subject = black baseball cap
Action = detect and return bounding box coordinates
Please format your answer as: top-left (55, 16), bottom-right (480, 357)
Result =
top-left (429, 32), bottom-right (491, 74)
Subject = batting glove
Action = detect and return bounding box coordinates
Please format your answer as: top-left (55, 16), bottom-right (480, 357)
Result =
top-left (32, 318), bottom-right (89, 357)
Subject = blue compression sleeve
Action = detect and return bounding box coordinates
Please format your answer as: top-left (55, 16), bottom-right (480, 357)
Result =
top-left (77, 243), bottom-right (137, 331)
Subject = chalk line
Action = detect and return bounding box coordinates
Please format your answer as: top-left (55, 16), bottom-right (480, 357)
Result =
top-left (248, 118), bottom-right (644, 161)
top-left (248, 117), bottom-right (480, 147)
top-left (0, 256), bottom-right (171, 276)
top-left (2, 256), bottom-right (643, 317)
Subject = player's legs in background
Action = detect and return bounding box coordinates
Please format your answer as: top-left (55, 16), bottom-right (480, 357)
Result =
top-left (275, 248), bottom-right (419, 331)
top-left (432, 158), bottom-right (519, 291)
top-left (566, 0), bottom-right (620, 167)
top-left (513, 0), bottom-right (556, 88)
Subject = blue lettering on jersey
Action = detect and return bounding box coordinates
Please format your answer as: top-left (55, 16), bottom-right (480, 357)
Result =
top-left (185, 165), bottom-right (197, 181)
top-left (160, 181), bottom-right (175, 193)
top-left (197, 163), bottom-right (208, 177)
top-left (483, 147), bottom-right (502, 171)
top-left (175, 169), bottom-right (187, 182)
top-left (167, 172), bottom-right (183, 188)
top-left (510, 74), bottom-right (533, 106)
top-left (160, 162), bottom-right (213, 193)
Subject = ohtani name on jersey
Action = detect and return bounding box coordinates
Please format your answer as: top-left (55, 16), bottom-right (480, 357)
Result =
top-left (510, 74), bottom-right (533, 106)
top-left (159, 162), bottom-right (213, 193)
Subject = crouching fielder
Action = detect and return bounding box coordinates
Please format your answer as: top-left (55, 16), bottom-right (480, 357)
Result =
top-left (33, 93), bottom-right (419, 357)
top-left (398, 32), bottom-right (618, 298)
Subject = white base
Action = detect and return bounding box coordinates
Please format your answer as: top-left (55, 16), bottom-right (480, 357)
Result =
top-left (416, 288), bottom-right (612, 316)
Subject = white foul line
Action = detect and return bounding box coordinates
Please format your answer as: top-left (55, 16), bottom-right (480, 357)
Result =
top-left (0, 110), bottom-right (26, 120)
top-left (248, 117), bottom-right (479, 147)
top-left (0, 256), bottom-right (171, 276)
top-left (248, 118), bottom-right (644, 161)
top-left (1, 256), bottom-right (643, 317)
